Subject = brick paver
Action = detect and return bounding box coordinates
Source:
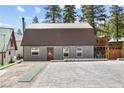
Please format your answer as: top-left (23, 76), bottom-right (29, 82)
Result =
top-left (0, 62), bottom-right (48, 88)
top-left (32, 61), bottom-right (124, 88)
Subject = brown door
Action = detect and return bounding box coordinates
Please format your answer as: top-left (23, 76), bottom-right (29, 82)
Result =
top-left (47, 47), bottom-right (54, 61)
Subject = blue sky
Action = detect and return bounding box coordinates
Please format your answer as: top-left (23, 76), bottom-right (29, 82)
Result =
top-left (0, 5), bottom-right (110, 32)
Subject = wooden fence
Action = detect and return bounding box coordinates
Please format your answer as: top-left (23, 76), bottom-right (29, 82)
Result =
top-left (95, 46), bottom-right (124, 60)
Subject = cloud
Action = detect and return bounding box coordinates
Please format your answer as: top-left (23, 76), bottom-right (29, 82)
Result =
top-left (16, 6), bottom-right (25, 13)
top-left (34, 7), bottom-right (41, 13)
top-left (0, 22), bottom-right (12, 28)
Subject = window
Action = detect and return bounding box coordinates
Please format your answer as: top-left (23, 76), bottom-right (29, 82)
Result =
top-left (76, 47), bottom-right (82, 57)
top-left (31, 48), bottom-right (40, 56)
top-left (63, 48), bottom-right (69, 57)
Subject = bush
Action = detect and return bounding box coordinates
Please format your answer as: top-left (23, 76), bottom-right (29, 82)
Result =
top-left (17, 54), bottom-right (23, 60)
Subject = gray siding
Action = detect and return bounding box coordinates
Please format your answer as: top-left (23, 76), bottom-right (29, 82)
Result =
top-left (23, 46), bottom-right (94, 61)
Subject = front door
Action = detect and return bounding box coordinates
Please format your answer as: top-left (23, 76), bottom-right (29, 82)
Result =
top-left (47, 47), bottom-right (54, 61)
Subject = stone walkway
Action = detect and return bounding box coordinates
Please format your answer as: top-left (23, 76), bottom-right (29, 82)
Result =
top-left (0, 62), bottom-right (48, 88)
top-left (32, 61), bottom-right (124, 88)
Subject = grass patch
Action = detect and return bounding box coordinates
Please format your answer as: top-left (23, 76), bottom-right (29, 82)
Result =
top-left (0, 62), bottom-right (10, 67)
top-left (18, 64), bottom-right (47, 82)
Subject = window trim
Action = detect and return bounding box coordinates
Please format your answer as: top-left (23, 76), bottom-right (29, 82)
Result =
top-left (31, 47), bottom-right (40, 56)
top-left (63, 47), bottom-right (69, 58)
top-left (76, 47), bottom-right (83, 57)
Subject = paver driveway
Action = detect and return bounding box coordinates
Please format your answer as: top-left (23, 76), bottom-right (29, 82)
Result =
top-left (0, 62), bottom-right (48, 88)
top-left (32, 61), bottom-right (124, 88)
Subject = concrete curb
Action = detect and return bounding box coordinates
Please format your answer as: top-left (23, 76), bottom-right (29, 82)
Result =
top-left (0, 59), bottom-right (22, 70)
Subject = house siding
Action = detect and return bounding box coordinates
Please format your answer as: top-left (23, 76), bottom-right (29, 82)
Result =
top-left (23, 46), bottom-right (94, 61)
top-left (0, 41), bottom-right (16, 64)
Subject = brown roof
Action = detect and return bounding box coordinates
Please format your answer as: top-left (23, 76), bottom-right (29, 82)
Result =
top-left (21, 28), bottom-right (96, 46)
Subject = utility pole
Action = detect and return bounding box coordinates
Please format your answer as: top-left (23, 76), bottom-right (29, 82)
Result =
top-left (1, 34), bottom-right (6, 65)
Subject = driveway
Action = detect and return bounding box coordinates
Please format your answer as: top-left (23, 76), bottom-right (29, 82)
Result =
top-left (0, 62), bottom-right (49, 88)
top-left (0, 61), bottom-right (124, 88)
top-left (32, 61), bottom-right (124, 88)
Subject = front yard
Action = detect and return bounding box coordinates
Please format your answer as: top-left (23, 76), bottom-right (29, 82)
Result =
top-left (0, 61), bottom-right (124, 88)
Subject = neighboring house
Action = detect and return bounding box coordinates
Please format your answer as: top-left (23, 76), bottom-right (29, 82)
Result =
top-left (107, 38), bottom-right (124, 59)
top-left (109, 38), bottom-right (124, 43)
top-left (15, 33), bottom-right (23, 57)
top-left (0, 27), bottom-right (17, 64)
top-left (21, 23), bottom-right (96, 61)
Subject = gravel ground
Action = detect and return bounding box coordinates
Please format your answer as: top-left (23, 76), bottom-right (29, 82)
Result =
top-left (0, 62), bottom-right (49, 88)
top-left (32, 61), bottom-right (124, 88)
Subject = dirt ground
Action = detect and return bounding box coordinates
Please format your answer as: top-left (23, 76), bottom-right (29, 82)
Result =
top-left (0, 62), bottom-right (48, 88)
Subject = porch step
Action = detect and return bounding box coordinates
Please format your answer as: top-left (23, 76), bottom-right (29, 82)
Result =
top-left (51, 60), bottom-right (65, 62)
top-left (51, 58), bottom-right (108, 62)
top-left (64, 58), bottom-right (108, 62)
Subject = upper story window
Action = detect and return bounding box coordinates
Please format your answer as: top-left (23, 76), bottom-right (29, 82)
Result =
top-left (76, 47), bottom-right (83, 57)
top-left (63, 47), bottom-right (69, 57)
top-left (31, 48), bottom-right (40, 56)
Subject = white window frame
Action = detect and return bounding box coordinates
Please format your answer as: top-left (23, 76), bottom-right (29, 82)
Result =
top-left (63, 47), bottom-right (69, 58)
top-left (76, 47), bottom-right (83, 57)
top-left (31, 47), bottom-right (40, 56)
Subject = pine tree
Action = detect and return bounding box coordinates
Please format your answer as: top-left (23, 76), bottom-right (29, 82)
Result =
top-left (32, 16), bottom-right (39, 23)
top-left (17, 29), bottom-right (22, 35)
top-left (63, 5), bottom-right (77, 23)
top-left (44, 5), bottom-right (62, 23)
top-left (109, 5), bottom-right (124, 40)
top-left (80, 5), bottom-right (107, 35)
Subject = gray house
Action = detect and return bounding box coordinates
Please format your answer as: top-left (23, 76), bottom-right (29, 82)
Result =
top-left (21, 23), bottom-right (96, 61)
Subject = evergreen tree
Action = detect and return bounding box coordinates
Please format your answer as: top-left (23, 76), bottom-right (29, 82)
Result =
top-left (44, 5), bottom-right (62, 23)
top-left (17, 29), bottom-right (22, 35)
top-left (63, 5), bottom-right (77, 23)
top-left (32, 16), bottom-right (39, 23)
top-left (109, 5), bottom-right (124, 40)
top-left (80, 5), bottom-right (107, 35)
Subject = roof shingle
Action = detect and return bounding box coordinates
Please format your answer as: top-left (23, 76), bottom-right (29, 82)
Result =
top-left (21, 28), bottom-right (96, 46)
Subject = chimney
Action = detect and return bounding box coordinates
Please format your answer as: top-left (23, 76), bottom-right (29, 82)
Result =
top-left (22, 17), bottom-right (26, 34)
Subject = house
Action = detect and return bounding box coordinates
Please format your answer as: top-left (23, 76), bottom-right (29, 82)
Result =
top-left (0, 27), bottom-right (17, 64)
top-left (21, 23), bottom-right (96, 61)
top-left (107, 38), bottom-right (124, 59)
top-left (15, 33), bottom-right (23, 58)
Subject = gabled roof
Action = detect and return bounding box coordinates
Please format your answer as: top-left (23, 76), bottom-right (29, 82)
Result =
top-left (0, 27), bottom-right (17, 52)
top-left (109, 38), bottom-right (124, 43)
top-left (26, 23), bottom-right (92, 29)
top-left (22, 23), bottom-right (96, 46)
